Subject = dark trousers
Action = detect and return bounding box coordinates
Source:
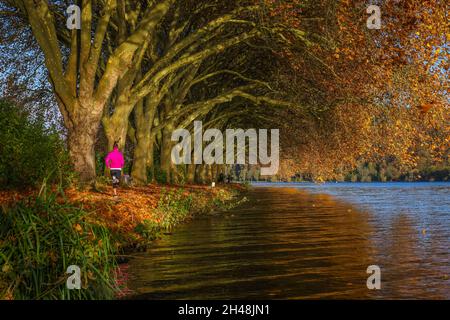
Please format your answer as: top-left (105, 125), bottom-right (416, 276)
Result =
top-left (110, 170), bottom-right (121, 188)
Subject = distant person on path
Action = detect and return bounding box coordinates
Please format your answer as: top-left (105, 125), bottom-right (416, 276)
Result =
top-left (105, 142), bottom-right (124, 197)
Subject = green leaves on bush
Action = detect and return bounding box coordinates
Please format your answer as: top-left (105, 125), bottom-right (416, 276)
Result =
top-left (156, 188), bottom-right (193, 230)
top-left (134, 188), bottom-right (192, 241)
top-left (0, 99), bottom-right (73, 189)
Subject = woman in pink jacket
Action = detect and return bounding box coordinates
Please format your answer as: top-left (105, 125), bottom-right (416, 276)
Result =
top-left (105, 142), bottom-right (125, 196)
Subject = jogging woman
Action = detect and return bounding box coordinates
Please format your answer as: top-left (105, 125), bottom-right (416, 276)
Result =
top-left (105, 142), bottom-right (125, 196)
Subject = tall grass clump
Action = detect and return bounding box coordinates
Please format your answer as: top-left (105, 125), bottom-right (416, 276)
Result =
top-left (0, 190), bottom-right (117, 300)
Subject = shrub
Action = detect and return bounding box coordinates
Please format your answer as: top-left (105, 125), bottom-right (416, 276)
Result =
top-left (154, 167), bottom-right (168, 184)
top-left (134, 220), bottom-right (162, 242)
top-left (134, 188), bottom-right (193, 240)
top-left (0, 99), bottom-right (72, 189)
top-left (95, 151), bottom-right (107, 177)
top-left (156, 188), bottom-right (192, 230)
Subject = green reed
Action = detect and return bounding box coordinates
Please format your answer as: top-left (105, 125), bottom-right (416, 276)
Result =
top-left (0, 190), bottom-right (118, 300)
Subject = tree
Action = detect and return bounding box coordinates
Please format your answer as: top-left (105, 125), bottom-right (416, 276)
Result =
top-left (3, 0), bottom-right (174, 184)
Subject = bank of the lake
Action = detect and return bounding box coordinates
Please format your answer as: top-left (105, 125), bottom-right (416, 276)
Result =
top-left (65, 183), bottom-right (247, 252)
top-left (0, 183), bottom-right (246, 299)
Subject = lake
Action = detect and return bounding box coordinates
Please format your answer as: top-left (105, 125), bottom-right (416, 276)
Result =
top-left (127, 182), bottom-right (450, 299)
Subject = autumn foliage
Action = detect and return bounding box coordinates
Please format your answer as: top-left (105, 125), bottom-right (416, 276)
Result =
top-left (0, 0), bottom-right (447, 182)
top-left (265, 0), bottom-right (449, 180)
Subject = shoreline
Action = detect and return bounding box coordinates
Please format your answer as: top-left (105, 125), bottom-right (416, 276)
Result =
top-left (0, 183), bottom-right (247, 300)
top-left (0, 183), bottom-right (247, 249)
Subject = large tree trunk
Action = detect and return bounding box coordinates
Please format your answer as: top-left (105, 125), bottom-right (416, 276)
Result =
top-left (103, 108), bottom-right (130, 152)
top-left (102, 79), bottom-right (141, 152)
top-left (131, 131), bottom-right (150, 185)
top-left (131, 97), bottom-right (158, 185)
top-left (67, 121), bottom-right (98, 185)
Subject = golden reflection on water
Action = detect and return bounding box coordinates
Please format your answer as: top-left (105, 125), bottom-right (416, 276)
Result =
top-left (127, 187), bottom-right (449, 299)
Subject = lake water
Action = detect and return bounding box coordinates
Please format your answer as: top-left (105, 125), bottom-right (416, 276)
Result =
top-left (127, 182), bottom-right (450, 299)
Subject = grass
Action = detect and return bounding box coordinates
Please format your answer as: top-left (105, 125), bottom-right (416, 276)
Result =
top-left (0, 189), bottom-right (117, 300)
